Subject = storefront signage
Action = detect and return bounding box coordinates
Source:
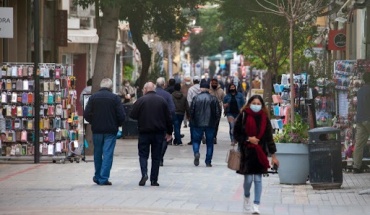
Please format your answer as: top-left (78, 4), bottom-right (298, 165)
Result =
top-left (0, 8), bottom-right (13, 38)
top-left (328, 30), bottom-right (346, 51)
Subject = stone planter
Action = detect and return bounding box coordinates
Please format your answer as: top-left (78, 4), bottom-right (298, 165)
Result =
top-left (275, 143), bottom-right (309, 185)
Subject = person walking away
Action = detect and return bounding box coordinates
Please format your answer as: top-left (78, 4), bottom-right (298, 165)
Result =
top-left (119, 80), bottom-right (136, 104)
top-left (156, 77), bottom-right (175, 166)
top-left (190, 80), bottom-right (221, 167)
top-left (186, 76), bottom-right (201, 145)
top-left (223, 84), bottom-right (245, 146)
top-left (172, 83), bottom-right (190, 146)
top-left (353, 72), bottom-right (370, 173)
top-left (233, 95), bottom-right (279, 214)
top-left (165, 78), bottom-right (176, 94)
top-left (130, 82), bottom-right (172, 186)
top-left (79, 78), bottom-right (92, 107)
top-left (181, 76), bottom-right (193, 128)
top-left (209, 78), bottom-right (225, 144)
top-left (84, 78), bottom-right (126, 186)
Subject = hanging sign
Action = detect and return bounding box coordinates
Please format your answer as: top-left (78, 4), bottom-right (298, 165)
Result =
top-left (0, 8), bottom-right (13, 38)
top-left (328, 30), bottom-right (346, 51)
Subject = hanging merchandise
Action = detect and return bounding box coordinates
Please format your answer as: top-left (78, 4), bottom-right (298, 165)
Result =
top-left (0, 63), bottom-right (80, 163)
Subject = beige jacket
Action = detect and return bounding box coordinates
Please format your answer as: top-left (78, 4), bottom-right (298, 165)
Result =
top-left (209, 85), bottom-right (225, 108)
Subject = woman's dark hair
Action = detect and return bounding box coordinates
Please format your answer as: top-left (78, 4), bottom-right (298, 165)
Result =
top-left (242, 95), bottom-right (269, 117)
top-left (246, 95), bottom-right (265, 107)
top-left (227, 83), bottom-right (236, 94)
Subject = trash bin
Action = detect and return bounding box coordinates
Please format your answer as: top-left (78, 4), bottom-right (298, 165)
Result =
top-left (308, 127), bottom-right (342, 190)
top-left (122, 103), bottom-right (138, 138)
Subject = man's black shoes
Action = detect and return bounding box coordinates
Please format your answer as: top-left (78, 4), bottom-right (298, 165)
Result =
top-left (93, 177), bottom-right (98, 185)
top-left (99, 181), bottom-right (112, 186)
top-left (139, 175), bottom-right (148, 186)
top-left (151, 181), bottom-right (160, 186)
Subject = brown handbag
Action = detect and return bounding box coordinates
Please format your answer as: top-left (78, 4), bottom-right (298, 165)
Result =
top-left (226, 147), bottom-right (241, 171)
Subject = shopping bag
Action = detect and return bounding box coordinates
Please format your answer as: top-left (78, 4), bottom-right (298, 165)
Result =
top-left (226, 148), bottom-right (241, 171)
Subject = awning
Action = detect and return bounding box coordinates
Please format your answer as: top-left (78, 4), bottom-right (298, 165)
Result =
top-left (68, 29), bottom-right (99, 44)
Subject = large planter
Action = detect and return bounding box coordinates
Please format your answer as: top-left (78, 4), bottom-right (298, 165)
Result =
top-left (275, 143), bottom-right (309, 185)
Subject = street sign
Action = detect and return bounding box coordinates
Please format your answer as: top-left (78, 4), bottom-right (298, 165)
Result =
top-left (0, 7), bottom-right (13, 38)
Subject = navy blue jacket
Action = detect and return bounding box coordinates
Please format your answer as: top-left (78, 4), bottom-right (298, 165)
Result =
top-left (83, 88), bottom-right (125, 134)
top-left (130, 91), bottom-right (173, 135)
top-left (356, 84), bottom-right (370, 123)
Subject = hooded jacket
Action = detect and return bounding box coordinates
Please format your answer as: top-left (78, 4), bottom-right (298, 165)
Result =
top-left (187, 84), bottom-right (201, 106)
top-left (172, 91), bottom-right (190, 115)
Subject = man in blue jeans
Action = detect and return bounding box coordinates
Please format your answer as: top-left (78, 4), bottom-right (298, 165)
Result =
top-left (130, 82), bottom-right (173, 186)
top-left (84, 78), bottom-right (126, 186)
top-left (190, 80), bottom-right (221, 167)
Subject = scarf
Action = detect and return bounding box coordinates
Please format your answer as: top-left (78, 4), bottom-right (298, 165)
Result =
top-left (244, 108), bottom-right (270, 169)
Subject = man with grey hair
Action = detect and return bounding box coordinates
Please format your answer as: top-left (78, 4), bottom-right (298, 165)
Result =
top-left (84, 78), bottom-right (126, 186)
top-left (130, 82), bottom-right (173, 186)
top-left (155, 77), bottom-right (175, 166)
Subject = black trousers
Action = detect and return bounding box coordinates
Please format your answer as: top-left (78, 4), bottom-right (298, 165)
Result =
top-left (138, 131), bottom-right (164, 182)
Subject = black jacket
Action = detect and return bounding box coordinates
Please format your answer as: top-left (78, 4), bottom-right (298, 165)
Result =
top-left (190, 91), bottom-right (221, 128)
top-left (130, 91), bottom-right (173, 135)
top-left (233, 111), bottom-right (276, 174)
top-left (83, 88), bottom-right (125, 134)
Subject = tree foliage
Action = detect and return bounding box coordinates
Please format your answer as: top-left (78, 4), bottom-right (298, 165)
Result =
top-left (219, 0), bottom-right (318, 108)
top-left (75, 0), bottom-right (208, 90)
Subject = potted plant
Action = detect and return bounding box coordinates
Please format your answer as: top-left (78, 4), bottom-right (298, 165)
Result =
top-left (274, 114), bottom-right (310, 184)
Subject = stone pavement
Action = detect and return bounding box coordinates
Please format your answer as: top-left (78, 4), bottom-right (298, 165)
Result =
top-left (1, 117), bottom-right (370, 215)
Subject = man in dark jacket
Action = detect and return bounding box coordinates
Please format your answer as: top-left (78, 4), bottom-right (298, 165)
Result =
top-left (130, 82), bottom-right (173, 186)
top-left (172, 83), bottom-right (190, 145)
top-left (156, 77), bottom-right (175, 166)
top-left (190, 80), bottom-right (221, 167)
top-left (84, 78), bottom-right (126, 186)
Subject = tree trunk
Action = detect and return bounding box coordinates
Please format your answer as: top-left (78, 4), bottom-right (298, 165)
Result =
top-left (128, 15), bottom-right (152, 90)
top-left (289, 20), bottom-right (295, 124)
top-left (263, 70), bottom-right (273, 112)
top-left (92, 7), bottom-right (120, 93)
top-left (85, 6), bottom-right (120, 156)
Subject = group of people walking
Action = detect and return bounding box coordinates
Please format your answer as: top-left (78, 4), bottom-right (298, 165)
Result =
top-left (83, 76), bottom-right (280, 214)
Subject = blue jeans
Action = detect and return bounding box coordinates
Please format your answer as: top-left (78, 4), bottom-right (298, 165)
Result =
top-left (227, 113), bottom-right (238, 142)
top-left (138, 131), bottom-right (164, 182)
top-left (173, 114), bottom-right (184, 144)
top-left (93, 133), bottom-right (117, 184)
top-left (192, 127), bottom-right (215, 164)
top-left (244, 174), bottom-right (262, 205)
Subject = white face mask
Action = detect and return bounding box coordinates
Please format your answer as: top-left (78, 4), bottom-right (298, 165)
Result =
top-left (125, 83), bottom-right (130, 87)
top-left (250, 104), bottom-right (262, 113)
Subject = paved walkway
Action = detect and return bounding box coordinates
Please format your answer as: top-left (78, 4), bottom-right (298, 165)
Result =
top-left (1, 118), bottom-right (370, 215)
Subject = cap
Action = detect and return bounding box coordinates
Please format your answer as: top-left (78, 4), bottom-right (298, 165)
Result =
top-left (193, 76), bottom-right (200, 82)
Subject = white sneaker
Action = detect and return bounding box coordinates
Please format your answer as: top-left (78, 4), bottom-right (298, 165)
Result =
top-left (252, 203), bottom-right (260, 214)
top-left (243, 197), bottom-right (251, 212)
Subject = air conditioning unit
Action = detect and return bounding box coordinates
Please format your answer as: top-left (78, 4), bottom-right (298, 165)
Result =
top-left (77, 4), bottom-right (94, 17)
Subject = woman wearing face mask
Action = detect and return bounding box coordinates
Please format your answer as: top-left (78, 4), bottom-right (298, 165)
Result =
top-left (233, 95), bottom-right (279, 214)
top-left (223, 84), bottom-right (245, 146)
top-left (119, 80), bottom-right (136, 104)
